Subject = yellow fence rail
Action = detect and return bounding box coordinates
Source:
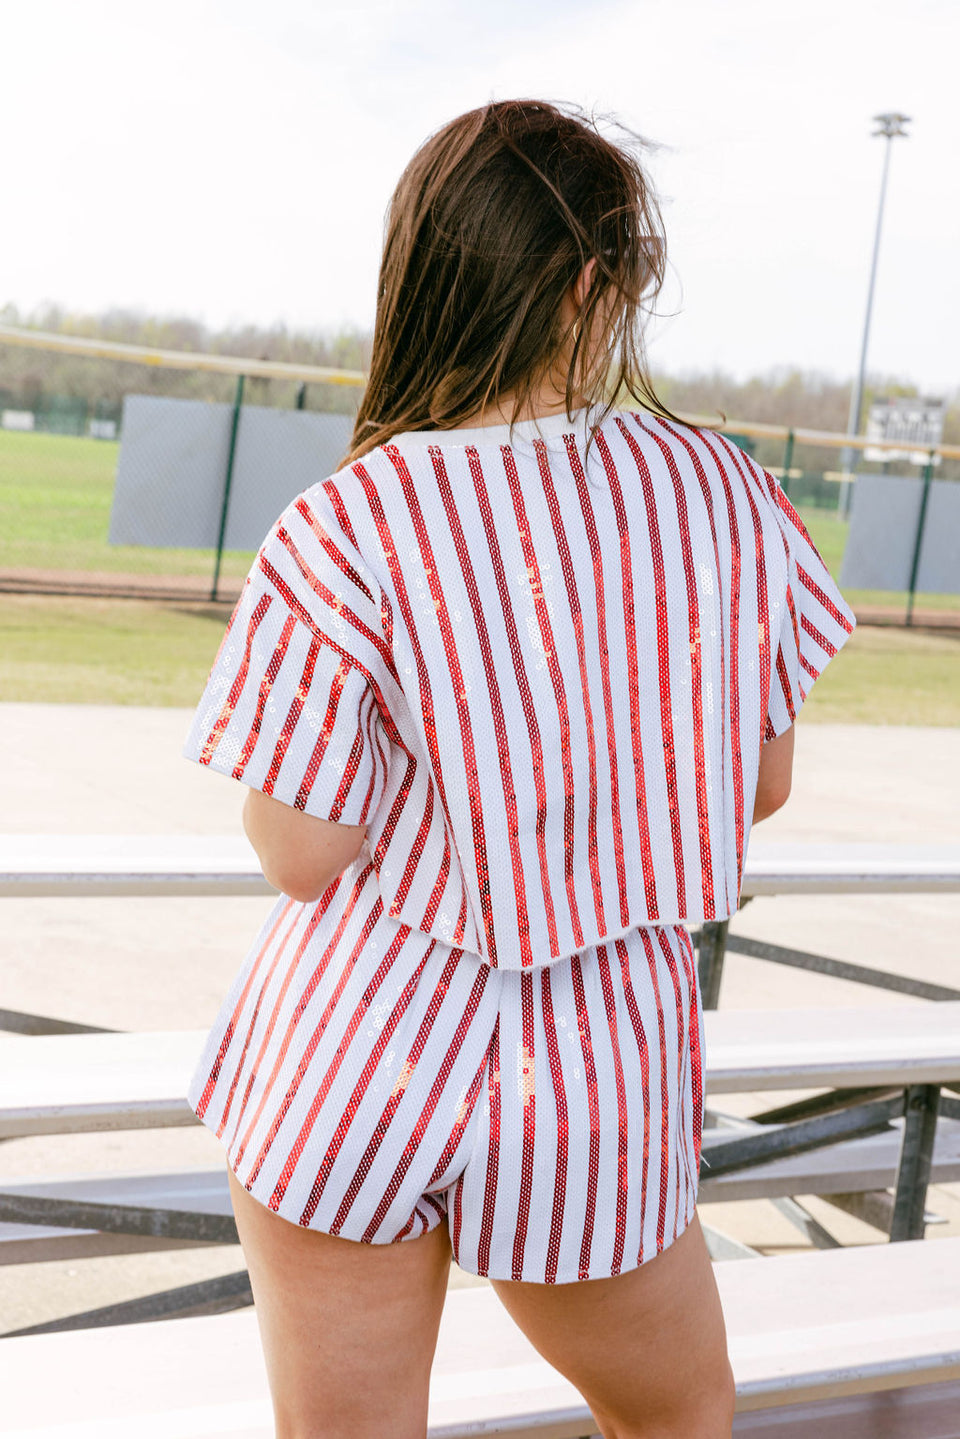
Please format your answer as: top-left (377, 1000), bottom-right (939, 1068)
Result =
top-left (1, 322), bottom-right (957, 461)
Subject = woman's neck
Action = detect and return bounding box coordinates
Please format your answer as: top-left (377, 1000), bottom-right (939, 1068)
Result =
top-left (456, 386), bottom-right (590, 430)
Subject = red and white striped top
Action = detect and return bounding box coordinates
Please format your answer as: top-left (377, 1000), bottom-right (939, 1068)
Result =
top-left (185, 407), bottom-right (855, 970)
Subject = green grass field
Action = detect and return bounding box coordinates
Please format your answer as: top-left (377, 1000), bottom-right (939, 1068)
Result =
top-left (0, 427), bottom-right (957, 719)
top-left (0, 428), bottom-right (252, 579)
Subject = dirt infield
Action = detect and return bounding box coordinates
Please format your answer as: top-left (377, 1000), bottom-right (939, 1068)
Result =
top-left (2, 564), bottom-right (958, 629)
top-left (0, 566), bottom-right (244, 603)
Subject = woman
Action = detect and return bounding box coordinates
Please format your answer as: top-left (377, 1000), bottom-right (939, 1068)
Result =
top-left (184, 99), bottom-right (854, 1437)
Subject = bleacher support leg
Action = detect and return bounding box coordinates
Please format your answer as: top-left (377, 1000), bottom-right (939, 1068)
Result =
top-left (890, 1084), bottom-right (941, 1242)
top-left (698, 920), bottom-right (730, 1010)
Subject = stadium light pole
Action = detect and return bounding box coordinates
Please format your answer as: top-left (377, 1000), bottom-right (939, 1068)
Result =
top-left (842, 112), bottom-right (911, 482)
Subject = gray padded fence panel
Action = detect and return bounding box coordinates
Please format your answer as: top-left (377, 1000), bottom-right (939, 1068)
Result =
top-left (914, 481), bottom-right (960, 594)
top-left (110, 396), bottom-right (354, 551)
top-left (840, 473), bottom-right (960, 595)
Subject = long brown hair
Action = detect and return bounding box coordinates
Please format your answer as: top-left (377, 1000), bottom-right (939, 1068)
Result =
top-left (342, 99), bottom-right (676, 466)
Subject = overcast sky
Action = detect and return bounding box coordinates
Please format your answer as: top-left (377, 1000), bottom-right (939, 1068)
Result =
top-left (4, 0), bottom-right (958, 390)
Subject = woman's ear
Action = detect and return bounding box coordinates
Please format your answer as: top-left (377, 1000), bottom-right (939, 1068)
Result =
top-left (573, 257), bottom-right (598, 308)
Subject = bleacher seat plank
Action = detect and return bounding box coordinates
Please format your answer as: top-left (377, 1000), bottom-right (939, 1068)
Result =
top-left (3, 1004), bottom-right (959, 1139)
top-left (5, 1110), bottom-right (960, 1262)
top-left (1, 835), bottom-right (958, 898)
top-left (0, 1239), bottom-right (957, 1438)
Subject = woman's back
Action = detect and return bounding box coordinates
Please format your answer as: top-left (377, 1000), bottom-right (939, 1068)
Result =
top-left (191, 404), bottom-right (853, 969)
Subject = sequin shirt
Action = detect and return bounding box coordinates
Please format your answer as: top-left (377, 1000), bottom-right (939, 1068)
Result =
top-left (184, 407), bottom-right (855, 970)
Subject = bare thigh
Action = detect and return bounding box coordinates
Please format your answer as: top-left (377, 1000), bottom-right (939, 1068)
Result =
top-left (227, 1167), bottom-right (451, 1439)
top-left (490, 1212), bottom-right (735, 1439)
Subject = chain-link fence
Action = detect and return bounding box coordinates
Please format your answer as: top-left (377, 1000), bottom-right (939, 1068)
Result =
top-left (0, 324), bottom-right (958, 621)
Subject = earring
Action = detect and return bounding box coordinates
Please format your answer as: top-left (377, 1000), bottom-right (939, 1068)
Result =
top-left (572, 319), bottom-right (581, 346)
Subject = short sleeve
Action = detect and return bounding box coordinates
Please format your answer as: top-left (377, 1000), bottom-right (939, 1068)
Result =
top-left (183, 484), bottom-right (391, 825)
top-left (765, 480), bottom-right (857, 739)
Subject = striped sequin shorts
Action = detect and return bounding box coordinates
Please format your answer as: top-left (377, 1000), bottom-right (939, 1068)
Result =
top-left (188, 864), bottom-right (704, 1284)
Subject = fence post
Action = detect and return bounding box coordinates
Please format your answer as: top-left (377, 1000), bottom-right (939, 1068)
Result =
top-left (295, 382), bottom-right (306, 411)
top-left (697, 920), bottom-right (730, 1010)
top-left (211, 374), bottom-right (245, 602)
top-left (905, 450), bottom-right (935, 627)
top-left (779, 429), bottom-right (795, 499)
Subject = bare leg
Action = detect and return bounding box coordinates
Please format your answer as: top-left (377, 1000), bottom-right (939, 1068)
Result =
top-left (227, 1168), bottom-right (451, 1439)
top-left (490, 1213), bottom-right (734, 1439)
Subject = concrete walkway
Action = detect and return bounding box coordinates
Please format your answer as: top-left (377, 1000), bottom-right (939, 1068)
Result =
top-left (2, 703), bottom-right (959, 1330)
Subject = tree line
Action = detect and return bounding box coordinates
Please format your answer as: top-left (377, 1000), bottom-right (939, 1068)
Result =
top-left (1, 302), bottom-right (956, 468)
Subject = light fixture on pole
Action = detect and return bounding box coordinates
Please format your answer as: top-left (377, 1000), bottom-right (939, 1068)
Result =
top-left (842, 112), bottom-right (911, 484)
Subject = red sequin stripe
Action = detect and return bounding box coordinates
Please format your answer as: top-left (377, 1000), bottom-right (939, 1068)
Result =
top-left (800, 611), bottom-right (840, 661)
top-left (331, 715), bottom-right (368, 822)
top-left (467, 447), bottom-right (559, 957)
top-left (425, 1046), bottom-right (491, 1195)
top-left (774, 645), bottom-right (797, 727)
top-left (432, 445), bottom-right (533, 968)
top-left (263, 633), bottom-right (321, 796)
top-left (214, 903), bottom-right (313, 1142)
top-left (683, 428), bottom-right (745, 897)
top-left (354, 689), bottom-right (382, 820)
top-left (421, 1192), bottom-right (447, 1226)
top-left (294, 936), bottom-right (436, 1223)
top-left (454, 887), bottom-right (469, 950)
top-left (502, 445), bottom-right (584, 951)
top-left (235, 879), bottom-right (382, 1171)
top-left (225, 879), bottom-right (371, 1157)
top-left (323, 480), bottom-right (362, 551)
top-left (564, 435), bottom-right (629, 928)
top-left (639, 927), bottom-right (670, 1254)
top-left (294, 496), bottom-right (374, 599)
top-left (200, 592), bottom-right (273, 766)
top-left (270, 529), bottom-right (398, 685)
top-left (293, 658), bottom-right (351, 811)
top-left (596, 945), bottom-right (629, 1274)
top-left (615, 938), bottom-right (651, 1259)
top-left (329, 949), bottom-right (463, 1236)
top-left (594, 431), bottom-right (658, 914)
top-left (654, 927), bottom-right (689, 1237)
top-left (254, 901), bottom-right (394, 1197)
top-left (771, 478), bottom-right (808, 534)
top-left (636, 418), bottom-right (715, 915)
top-left (354, 958), bottom-right (490, 1242)
top-left (651, 419), bottom-right (739, 901)
top-left (256, 556), bottom-right (401, 750)
top-left (797, 562), bottom-right (854, 632)
top-left (390, 446), bottom-right (496, 961)
top-left (615, 419), bottom-right (686, 910)
top-left (570, 956), bottom-right (601, 1281)
top-left (677, 929), bottom-right (704, 1179)
top-left (510, 971), bottom-right (538, 1281)
top-left (357, 463), bottom-right (461, 929)
top-left (477, 1017), bottom-right (502, 1275)
top-left (713, 436), bottom-right (774, 767)
top-left (539, 965), bottom-right (570, 1284)
top-left (231, 613), bottom-right (297, 781)
top-left (372, 751), bottom-right (416, 871)
top-left (195, 899), bottom-right (296, 1119)
top-left (451, 1168), bottom-right (465, 1258)
top-left (537, 440), bottom-right (605, 937)
top-left (391, 778), bottom-right (439, 916)
top-left (399, 1192), bottom-right (441, 1239)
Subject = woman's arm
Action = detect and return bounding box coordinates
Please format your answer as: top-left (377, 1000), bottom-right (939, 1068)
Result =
top-left (753, 726), bottom-right (795, 823)
top-left (243, 789), bottom-right (368, 902)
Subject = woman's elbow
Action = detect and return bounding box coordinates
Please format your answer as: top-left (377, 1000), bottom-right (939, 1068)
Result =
top-left (260, 850), bottom-right (354, 903)
top-left (753, 773), bottom-right (792, 824)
